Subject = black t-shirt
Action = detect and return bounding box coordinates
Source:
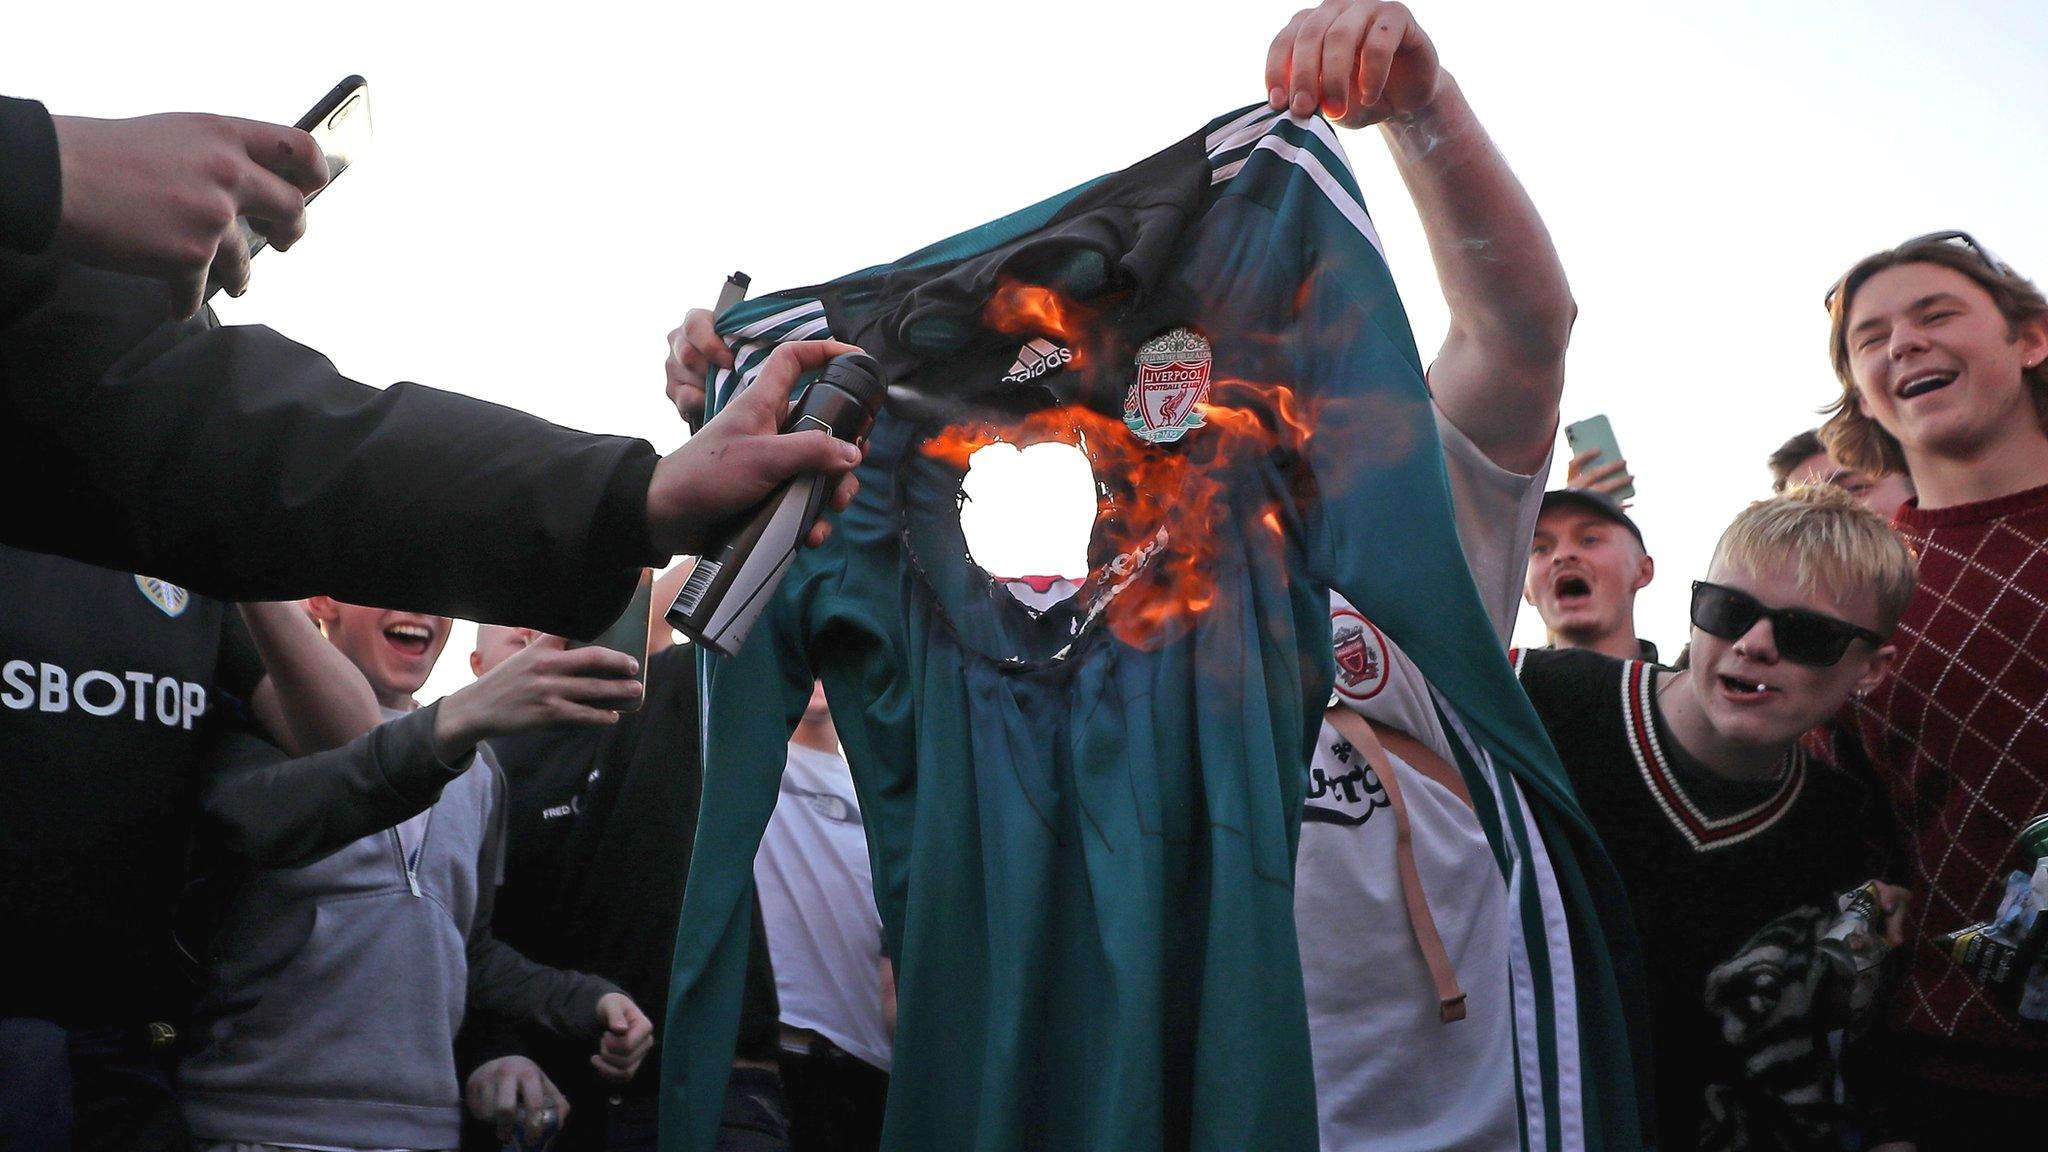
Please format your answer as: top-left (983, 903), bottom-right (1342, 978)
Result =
top-left (0, 544), bottom-right (263, 1024)
top-left (478, 643), bottom-right (779, 1124)
top-left (487, 722), bottom-right (601, 954)
top-left (1515, 647), bottom-right (1887, 1150)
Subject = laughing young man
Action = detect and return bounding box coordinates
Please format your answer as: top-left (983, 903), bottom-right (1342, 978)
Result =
top-left (1513, 486), bottom-right (1915, 1150)
top-left (1523, 489), bottom-right (1660, 663)
top-left (177, 601), bottom-right (658, 1152)
top-left (1815, 234), bottom-right (2048, 1147)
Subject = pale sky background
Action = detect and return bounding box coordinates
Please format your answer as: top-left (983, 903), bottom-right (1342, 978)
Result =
top-left (9, 0), bottom-right (2044, 701)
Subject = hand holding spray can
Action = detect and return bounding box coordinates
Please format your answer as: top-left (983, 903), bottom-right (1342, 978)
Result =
top-left (666, 351), bottom-right (885, 656)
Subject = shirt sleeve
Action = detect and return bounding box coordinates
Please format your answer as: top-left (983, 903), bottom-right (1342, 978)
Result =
top-left (0, 97), bottom-right (61, 254)
top-left (212, 606), bottom-right (268, 702)
top-left (662, 540), bottom-right (826, 1151)
top-left (1, 258), bottom-right (662, 638)
top-left (200, 702), bottom-right (471, 868)
top-left (1432, 400), bottom-right (1549, 646)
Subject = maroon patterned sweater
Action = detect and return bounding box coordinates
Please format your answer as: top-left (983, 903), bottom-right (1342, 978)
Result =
top-left (1847, 481), bottom-right (2048, 1086)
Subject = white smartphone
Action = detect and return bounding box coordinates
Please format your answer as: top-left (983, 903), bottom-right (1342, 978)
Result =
top-left (1563, 414), bottom-right (1636, 502)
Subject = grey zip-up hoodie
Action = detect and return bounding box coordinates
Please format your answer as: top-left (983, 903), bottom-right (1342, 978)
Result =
top-left (179, 705), bottom-right (618, 1149)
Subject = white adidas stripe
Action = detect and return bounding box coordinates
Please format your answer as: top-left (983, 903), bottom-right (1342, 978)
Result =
top-left (1212, 132), bottom-right (1385, 260)
top-left (714, 315), bottom-right (838, 409)
top-left (1509, 772), bottom-right (1586, 1152)
top-left (1429, 692), bottom-right (1548, 1147)
top-left (1489, 757), bottom-right (1553, 1151)
top-left (707, 365), bottom-right (737, 413)
top-left (1294, 111), bottom-right (1350, 164)
top-left (1436, 693), bottom-right (1585, 1152)
top-left (1209, 110), bottom-right (1349, 175)
top-left (782, 315), bottom-right (833, 344)
top-left (1205, 105), bottom-right (1286, 157)
top-left (731, 299), bottom-right (826, 340)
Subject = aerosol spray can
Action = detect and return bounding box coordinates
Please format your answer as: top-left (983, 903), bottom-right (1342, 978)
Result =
top-left (666, 351), bottom-right (884, 656)
top-left (1816, 881), bottom-right (1893, 1028)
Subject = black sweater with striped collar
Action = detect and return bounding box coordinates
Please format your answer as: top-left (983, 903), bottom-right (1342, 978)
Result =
top-left (1513, 646), bottom-right (1892, 1150)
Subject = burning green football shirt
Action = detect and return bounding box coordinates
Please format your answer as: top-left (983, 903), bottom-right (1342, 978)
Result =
top-left (660, 106), bottom-right (1648, 1152)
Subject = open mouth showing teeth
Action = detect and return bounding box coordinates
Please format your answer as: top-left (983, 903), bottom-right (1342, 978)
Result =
top-left (1720, 675), bottom-right (1772, 696)
top-left (1553, 575), bottom-right (1591, 600)
top-left (384, 623), bottom-right (434, 656)
top-left (1898, 372), bottom-right (1957, 399)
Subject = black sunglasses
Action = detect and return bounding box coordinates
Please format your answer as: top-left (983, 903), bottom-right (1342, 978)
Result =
top-left (1824, 229), bottom-right (2014, 310)
top-left (1690, 581), bottom-right (1888, 668)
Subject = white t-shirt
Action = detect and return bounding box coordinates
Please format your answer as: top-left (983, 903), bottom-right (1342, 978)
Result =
top-left (754, 741), bottom-right (893, 1072)
top-left (1297, 403), bottom-right (1547, 1151)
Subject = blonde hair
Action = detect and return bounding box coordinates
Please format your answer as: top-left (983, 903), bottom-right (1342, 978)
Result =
top-left (1821, 237), bottom-right (2048, 477)
top-left (1712, 485), bottom-right (1919, 634)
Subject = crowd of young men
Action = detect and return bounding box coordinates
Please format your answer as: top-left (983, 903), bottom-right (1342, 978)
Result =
top-left (7, 1), bottom-right (2048, 1150)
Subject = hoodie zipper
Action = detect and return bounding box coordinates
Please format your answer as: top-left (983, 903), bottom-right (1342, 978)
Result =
top-left (391, 810), bottom-right (433, 897)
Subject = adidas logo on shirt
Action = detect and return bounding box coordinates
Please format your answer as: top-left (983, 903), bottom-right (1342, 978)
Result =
top-left (1002, 338), bottom-right (1072, 384)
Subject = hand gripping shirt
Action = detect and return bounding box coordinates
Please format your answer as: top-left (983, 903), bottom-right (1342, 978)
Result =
top-left (660, 106), bottom-right (1647, 1152)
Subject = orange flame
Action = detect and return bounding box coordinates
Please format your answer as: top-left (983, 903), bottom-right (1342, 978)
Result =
top-left (982, 280), bottom-right (1095, 369)
top-left (919, 283), bottom-right (1324, 651)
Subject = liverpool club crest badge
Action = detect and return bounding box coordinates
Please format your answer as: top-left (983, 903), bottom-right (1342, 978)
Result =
top-left (1331, 607), bottom-right (1389, 702)
top-left (135, 575), bottom-right (190, 618)
top-left (1124, 326), bottom-right (1213, 444)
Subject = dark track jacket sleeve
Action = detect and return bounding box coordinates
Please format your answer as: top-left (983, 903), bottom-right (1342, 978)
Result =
top-left (455, 1003), bottom-right (533, 1080)
top-left (467, 757), bottom-right (619, 1044)
top-left (1, 255), bottom-right (662, 638)
top-left (201, 702), bottom-right (474, 868)
top-left (1, 97), bottom-right (61, 254)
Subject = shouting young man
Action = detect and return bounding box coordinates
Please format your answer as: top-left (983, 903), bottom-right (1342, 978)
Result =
top-left (1523, 489), bottom-right (1660, 663)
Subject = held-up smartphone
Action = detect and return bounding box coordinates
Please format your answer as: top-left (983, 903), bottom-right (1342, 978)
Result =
top-left (1563, 414), bottom-right (1636, 502)
top-left (569, 569), bottom-right (653, 712)
top-left (206, 75), bottom-right (372, 298)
